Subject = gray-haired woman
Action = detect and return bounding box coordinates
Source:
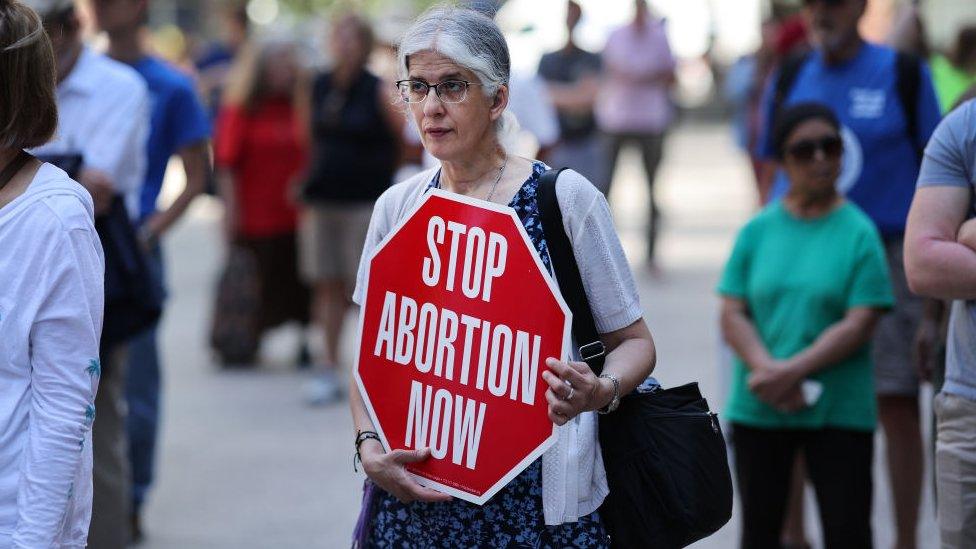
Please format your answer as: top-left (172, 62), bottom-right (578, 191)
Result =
top-left (349, 6), bottom-right (655, 546)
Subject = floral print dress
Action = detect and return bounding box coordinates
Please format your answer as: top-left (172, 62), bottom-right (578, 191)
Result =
top-left (360, 162), bottom-right (609, 548)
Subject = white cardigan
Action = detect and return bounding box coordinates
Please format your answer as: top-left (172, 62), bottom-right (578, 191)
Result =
top-left (353, 165), bottom-right (643, 525)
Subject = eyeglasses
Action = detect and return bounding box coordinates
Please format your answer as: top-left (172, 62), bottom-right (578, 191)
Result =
top-left (785, 136), bottom-right (843, 163)
top-left (395, 80), bottom-right (482, 104)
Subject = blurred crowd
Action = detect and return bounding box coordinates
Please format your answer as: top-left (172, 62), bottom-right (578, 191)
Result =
top-left (8, 0), bottom-right (688, 544)
top-left (718, 2), bottom-right (976, 549)
top-left (3, 0), bottom-right (976, 546)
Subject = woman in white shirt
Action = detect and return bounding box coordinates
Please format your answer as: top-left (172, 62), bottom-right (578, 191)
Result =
top-left (0, 2), bottom-right (104, 546)
top-left (349, 7), bottom-right (655, 546)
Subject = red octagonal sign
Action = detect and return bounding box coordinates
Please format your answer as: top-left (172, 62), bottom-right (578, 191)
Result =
top-left (355, 188), bottom-right (570, 504)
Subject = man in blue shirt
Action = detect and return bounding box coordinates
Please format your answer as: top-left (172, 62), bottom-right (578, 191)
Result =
top-left (91, 0), bottom-right (211, 542)
top-left (756, 1), bottom-right (942, 547)
top-left (906, 98), bottom-right (976, 549)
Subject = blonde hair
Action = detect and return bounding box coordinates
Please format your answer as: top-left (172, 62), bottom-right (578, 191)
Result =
top-left (0, 0), bottom-right (58, 149)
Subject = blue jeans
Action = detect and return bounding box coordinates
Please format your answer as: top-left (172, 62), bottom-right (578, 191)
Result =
top-left (125, 245), bottom-right (166, 512)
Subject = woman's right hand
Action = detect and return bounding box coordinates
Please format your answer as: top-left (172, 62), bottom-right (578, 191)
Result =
top-left (360, 441), bottom-right (453, 504)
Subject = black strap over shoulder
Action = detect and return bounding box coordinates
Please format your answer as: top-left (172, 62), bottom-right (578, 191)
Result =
top-left (772, 51), bottom-right (811, 121)
top-left (537, 168), bottom-right (605, 374)
top-left (775, 49), bottom-right (923, 162)
top-left (0, 150), bottom-right (32, 193)
top-left (895, 51), bottom-right (923, 161)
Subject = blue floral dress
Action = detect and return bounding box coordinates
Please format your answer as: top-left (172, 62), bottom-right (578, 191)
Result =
top-left (360, 162), bottom-right (609, 548)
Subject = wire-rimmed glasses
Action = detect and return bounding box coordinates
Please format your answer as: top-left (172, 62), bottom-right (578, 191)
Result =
top-left (395, 80), bottom-right (482, 104)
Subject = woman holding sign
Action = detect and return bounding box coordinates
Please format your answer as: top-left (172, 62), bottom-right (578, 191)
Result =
top-left (349, 6), bottom-right (655, 547)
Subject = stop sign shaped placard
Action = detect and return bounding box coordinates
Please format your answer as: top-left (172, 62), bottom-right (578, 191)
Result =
top-left (355, 188), bottom-right (570, 505)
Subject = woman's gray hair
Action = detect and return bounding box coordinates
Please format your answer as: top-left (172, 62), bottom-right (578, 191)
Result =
top-left (398, 5), bottom-right (520, 152)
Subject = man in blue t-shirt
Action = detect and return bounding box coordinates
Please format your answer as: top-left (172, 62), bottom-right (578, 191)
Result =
top-left (906, 98), bottom-right (976, 548)
top-left (756, 1), bottom-right (941, 546)
top-left (91, 0), bottom-right (211, 542)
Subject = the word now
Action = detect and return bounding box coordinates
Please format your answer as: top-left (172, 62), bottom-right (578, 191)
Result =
top-left (405, 381), bottom-right (487, 469)
top-left (373, 291), bottom-right (542, 405)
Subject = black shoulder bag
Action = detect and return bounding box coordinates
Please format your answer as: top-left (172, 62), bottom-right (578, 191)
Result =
top-left (36, 153), bottom-right (162, 352)
top-left (537, 168), bottom-right (733, 548)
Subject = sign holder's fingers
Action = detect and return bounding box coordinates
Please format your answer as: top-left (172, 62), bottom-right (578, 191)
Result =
top-left (547, 358), bottom-right (592, 391)
top-left (567, 359), bottom-right (596, 378)
top-left (541, 370), bottom-right (571, 398)
top-left (544, 357), bottom-right (573, 378)
top-left (561, 361), bottom-right (595, 386)
top-left (546, 388), bottom-right (573, 418)
top-left (545, 387), bottom-right (561, 407)
top-left (392, 448), bottom-right (430, 464)
top-left (564, 381), bottom-right (575, 401)
top-left (548, 407), bottom-right (568, 426)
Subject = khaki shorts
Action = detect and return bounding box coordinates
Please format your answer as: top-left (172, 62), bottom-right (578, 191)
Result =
top-left (299, 203), bottom-right (373, 286)
top-left (873, 236), bottom-right (925, 396)
top-left (935, 392), bottom-right (976, 548)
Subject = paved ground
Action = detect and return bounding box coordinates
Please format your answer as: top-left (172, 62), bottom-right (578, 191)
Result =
top-left (138, 121), bottom-right (939, 548)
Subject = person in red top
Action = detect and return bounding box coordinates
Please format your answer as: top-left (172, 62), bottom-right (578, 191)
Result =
top-left (214, 37), bottom-right (310, 365)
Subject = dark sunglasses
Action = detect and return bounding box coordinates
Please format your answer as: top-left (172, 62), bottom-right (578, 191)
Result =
top-left (785, 136), bottom-right (843, 162)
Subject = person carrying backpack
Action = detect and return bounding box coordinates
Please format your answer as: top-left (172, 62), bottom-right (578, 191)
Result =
top-left (755, 1), bottom-right (942, 547)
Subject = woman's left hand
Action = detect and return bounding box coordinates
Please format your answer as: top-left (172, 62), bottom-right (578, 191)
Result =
top-left (748, 361), bottom-right (802, 408)
top-left (542, 358), bottom-right (607, 426)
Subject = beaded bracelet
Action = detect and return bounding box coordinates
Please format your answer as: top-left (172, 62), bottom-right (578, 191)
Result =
top-left (353, 430), bottom-right (381, 472)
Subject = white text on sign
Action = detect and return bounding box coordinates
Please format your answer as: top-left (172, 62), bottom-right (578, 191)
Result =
top-left (405, 381), bottom-right (487, 469)
top-left (372, 214), bottom-right (546, 472)
top-left (373, 291), bottom-right (541, 404)
top-left (422, 216), bottom-right (508, 302)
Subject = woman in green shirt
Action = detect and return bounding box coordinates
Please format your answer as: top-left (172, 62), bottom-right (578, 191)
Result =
top-left (719, 103), bottom-right (894, 548)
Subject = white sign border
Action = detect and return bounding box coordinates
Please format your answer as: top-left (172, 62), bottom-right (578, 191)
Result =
top-left (353, 187), bottom-right (574, 506)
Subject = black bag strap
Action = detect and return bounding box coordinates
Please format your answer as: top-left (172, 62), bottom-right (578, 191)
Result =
top-left (895, 51), bottom-right (923, 162)
top-left (772, 51), bottom-right (811, 122)
top-left (537, 168), bottom-right (606, 374)
top-left (0, 150), bottom-right (32, 193)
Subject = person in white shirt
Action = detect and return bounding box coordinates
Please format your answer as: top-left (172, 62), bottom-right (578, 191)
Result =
top-left (23, 0), bottom-right (149, 546)
top-left (0, 1), bottom-right (104, 546)
top-left (28, 0), bottom-right (148, 220)
top-left (506, 72), bottom-right (560, 158)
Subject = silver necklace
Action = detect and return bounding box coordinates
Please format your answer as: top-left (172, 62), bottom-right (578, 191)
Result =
top-left (483, 156), bottom-right (508, 202)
